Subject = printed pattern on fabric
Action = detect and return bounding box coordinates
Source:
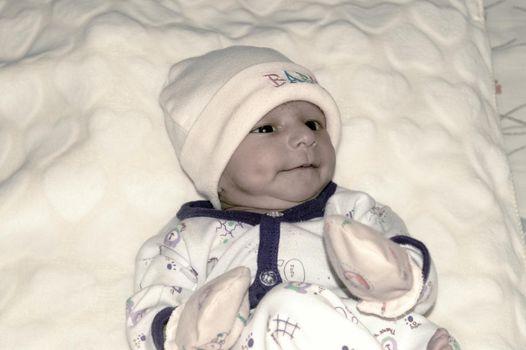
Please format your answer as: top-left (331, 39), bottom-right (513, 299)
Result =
top-left (126, 184), bottom-right (446, 350)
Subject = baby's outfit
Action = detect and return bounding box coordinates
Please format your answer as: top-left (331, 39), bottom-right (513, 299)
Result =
top-left (126, 182), bottom-right (443, 350)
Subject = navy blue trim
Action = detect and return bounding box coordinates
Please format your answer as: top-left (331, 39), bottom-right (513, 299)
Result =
top-left (177, 200), bottom-right (261, 226)
top-left (248, 216), bottom-right (283, 308)
top-left (280, 181), bottom-right (337, 222)
top-left (176, 182), bottom-right (337, 225)
top-left (390, 235), bottom-right (431, 282)
top-left (151, 307), bottom-right (175, 350)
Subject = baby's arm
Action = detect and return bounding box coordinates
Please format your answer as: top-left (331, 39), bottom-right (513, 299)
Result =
top-left (126, 219), bottom-right (249, 350)
top-left (324, 190), bottom-right (438, 318)
top-left (126, 227), bottom-right (195, 350)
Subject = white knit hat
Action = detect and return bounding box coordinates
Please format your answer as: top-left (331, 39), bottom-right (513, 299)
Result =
top-left (160, 46), bottom-right (341, 209)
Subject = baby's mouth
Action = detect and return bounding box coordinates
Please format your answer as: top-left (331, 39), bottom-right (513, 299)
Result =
top-left (285, 163), bottom-right (318, 171)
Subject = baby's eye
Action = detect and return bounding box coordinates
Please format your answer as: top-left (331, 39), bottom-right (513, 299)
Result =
top-left (305, 120), bottom-right (323, 131)
top-left (250, 125), bottom-right (276, 134)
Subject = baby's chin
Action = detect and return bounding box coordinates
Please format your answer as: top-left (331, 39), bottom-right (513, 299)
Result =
top-left (224, 187), bottom-right (326, 213)
top-left (277, 180), bottom-right (330, 203)
top-left (274, 190), bottom-right (323, 208)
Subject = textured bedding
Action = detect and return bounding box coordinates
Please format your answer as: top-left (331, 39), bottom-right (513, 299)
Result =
top-left (485, 0), bottom-right (526, 233)
top-left (0, 0), bottom-right (525, 349)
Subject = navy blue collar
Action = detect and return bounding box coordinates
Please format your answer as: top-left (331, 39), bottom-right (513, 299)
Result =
top-left (176, 182), bottom-right (338, 225)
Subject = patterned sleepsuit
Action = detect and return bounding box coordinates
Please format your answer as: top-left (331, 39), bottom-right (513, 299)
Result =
top-left (126, 182), bottom-right (445, 350)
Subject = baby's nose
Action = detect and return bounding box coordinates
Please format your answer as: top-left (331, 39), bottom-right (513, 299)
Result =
top-left (290, 126), bottom-right (317, 148)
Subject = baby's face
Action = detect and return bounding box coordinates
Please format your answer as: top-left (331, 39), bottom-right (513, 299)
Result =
top-left (219, 100), bottom-right (336, 212)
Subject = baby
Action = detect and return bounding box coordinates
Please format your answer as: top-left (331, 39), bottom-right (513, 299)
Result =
top-left (126, 46), bottom-right (459, 350)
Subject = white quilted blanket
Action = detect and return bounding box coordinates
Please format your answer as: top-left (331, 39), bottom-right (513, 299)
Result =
top-left (485, 0), bottom-right (526, 233)
top-left (0, 0), bottom-right (525, 349)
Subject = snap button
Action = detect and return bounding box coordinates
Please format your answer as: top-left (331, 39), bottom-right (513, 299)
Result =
top-left (259, 270), bottom-right (278, 287)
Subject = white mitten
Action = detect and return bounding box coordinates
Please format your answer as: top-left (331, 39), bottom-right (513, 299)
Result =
top-left (323, 215), bottom-right (423, 318)
top-left (165, 266), bottom-right (251, 350)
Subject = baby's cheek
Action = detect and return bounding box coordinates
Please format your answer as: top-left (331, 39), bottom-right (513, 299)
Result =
top-left (250, 153), bottom-right (282, 174)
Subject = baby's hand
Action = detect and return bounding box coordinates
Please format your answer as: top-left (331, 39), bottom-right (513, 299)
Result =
top-left (427, 328), bottom-right (457, 350)
top-left (166, 266), bottom-right (251, 350)
top-left (323, 215), bottom-right (423, 317)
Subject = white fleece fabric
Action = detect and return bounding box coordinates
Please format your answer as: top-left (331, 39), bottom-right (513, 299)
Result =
top-left (0, 0), bottom-right (525, 349)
